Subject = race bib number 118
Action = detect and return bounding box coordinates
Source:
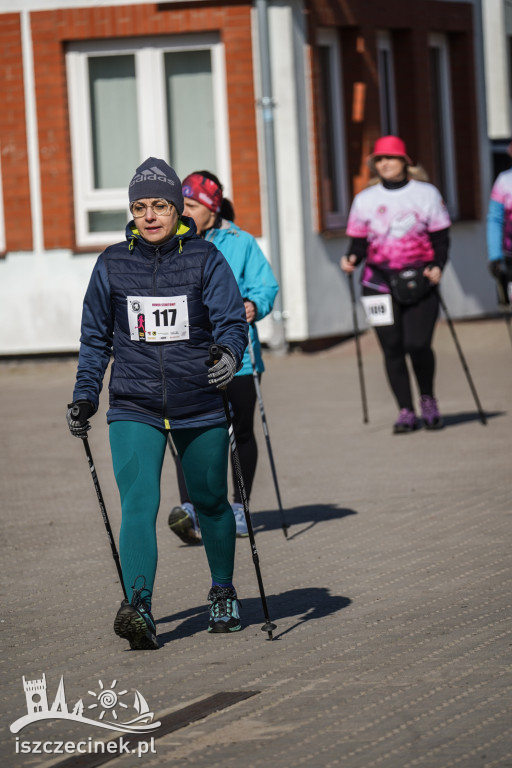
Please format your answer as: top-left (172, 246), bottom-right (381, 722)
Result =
top-left (127, 296), bottom-right (190, 342)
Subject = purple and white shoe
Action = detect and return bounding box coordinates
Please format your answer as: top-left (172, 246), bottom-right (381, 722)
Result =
top-left (420, 395), bottom-right (443, 430)
top-left (393, 408), bottom-right (419, 434)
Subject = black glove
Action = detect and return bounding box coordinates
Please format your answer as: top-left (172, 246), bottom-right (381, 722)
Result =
top-left (66, 400), bottom-right (95, 439)
top-left (207, 346), bottom-right (237, 388)
top-left (488, 260), bottom-right (504, 279)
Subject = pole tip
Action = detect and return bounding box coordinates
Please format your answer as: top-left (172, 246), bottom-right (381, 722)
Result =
top-left (261, 621), bottom-right (277, 640)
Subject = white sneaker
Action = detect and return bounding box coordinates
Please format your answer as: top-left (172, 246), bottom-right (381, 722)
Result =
top-left (232, 503), bottom-right (249, 538)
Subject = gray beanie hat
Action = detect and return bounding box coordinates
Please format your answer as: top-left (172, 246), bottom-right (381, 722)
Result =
top-left (128, 157), bottom-right (184, 214)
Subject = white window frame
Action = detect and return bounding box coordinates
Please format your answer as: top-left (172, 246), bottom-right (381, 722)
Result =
top-left (317, 28), bottom-right (349, 229)
top-left (377, 31), bottom-right (398, 136)
top-left (429, 33), bottom-right (459, 219)
top-left (66, 34), bottom-right (231, 248)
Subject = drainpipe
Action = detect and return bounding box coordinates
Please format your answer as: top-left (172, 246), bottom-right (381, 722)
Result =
top-left (255, 0), bottom-right (288, 352)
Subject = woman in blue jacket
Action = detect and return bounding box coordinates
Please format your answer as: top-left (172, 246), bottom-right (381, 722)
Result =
top-left (487, 145), bottom-right (512, 305)
top-left (66, 158), bottom-right (248, 650)
top-left (168, 171), bottom-right (279, 541)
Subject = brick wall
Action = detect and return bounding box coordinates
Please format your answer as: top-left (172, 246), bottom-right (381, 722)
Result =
top-left (0, 14), bottom-right (32, 253)
top-left (24, 2), bottom-right (260, 251)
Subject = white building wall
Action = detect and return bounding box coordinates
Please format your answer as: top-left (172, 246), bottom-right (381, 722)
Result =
top-left (253, 0), bottom-right (309, 341)
top-left (1, 251), bottom-right (96, 355)
top-left (482, 0), bottom-right (512, 139)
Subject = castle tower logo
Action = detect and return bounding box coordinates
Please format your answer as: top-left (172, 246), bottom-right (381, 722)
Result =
top-left (23, 674), bottom-right (49, 715)
top-left (11, 674), bottom-right (161, 734)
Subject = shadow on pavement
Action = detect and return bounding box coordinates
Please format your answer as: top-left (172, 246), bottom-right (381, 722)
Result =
top-left (257, 588), bottom-right (352, 641)
top-left (252, 504), bottom-right (357, 539)
top-left (156, 587), bottom-right (352, 645)
top-left (167, 504), bottom-right (357, 546)
top-left (441, 409), bottom-right (504, 427)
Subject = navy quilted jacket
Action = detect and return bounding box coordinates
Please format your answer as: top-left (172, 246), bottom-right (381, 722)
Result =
top-left (72, 217), bottom-right (248, 429)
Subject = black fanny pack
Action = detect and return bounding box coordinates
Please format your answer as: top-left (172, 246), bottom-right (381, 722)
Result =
top-left (387, 267), bottom-right (432, 305)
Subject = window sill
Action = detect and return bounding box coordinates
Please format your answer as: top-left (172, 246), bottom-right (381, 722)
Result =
top-left (72, 245), bottom-right (113, 255)
top-left (321, 227), bottom-right (348, 240)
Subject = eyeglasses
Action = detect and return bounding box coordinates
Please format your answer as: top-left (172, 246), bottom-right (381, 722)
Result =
top-left (130, 200), bottom-right (175, 218)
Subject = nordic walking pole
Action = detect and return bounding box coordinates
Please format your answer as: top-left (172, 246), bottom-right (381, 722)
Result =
top-left (208, 344), bottom-right (277, 640)
top-left (436, 291), bottom-right (487, 426)
top-left (504, 311), bottom-right (512, 350)
top-left (247, 331), bottom-right (289, 539)
top-left (348, 272), bottom-right (369, 424)
top-left (72, 408), bottom-right (128, 601)
top-left (166, 433), bottom-right (179, 464)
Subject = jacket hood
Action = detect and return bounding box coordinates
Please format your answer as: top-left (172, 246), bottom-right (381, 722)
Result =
top-left (125, 214), bottom-right (198, 253)
top-left (205, 219), bottom-right (241, 241)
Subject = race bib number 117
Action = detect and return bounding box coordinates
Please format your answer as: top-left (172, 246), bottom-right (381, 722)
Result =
top-left (127, 296), bottom-right (190, 342)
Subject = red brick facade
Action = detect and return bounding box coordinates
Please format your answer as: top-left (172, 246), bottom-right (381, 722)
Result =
top-left (1, 2), bottom-right (260, 252)
top-left (1, 14), bottom-right (32, 252)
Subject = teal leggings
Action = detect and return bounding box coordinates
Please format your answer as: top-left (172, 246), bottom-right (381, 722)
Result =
top-left (109, 421), bottom-right (236, 605)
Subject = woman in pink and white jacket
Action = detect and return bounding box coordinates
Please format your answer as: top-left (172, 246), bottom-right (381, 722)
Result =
top-left (341, 136), bottom-right (451, 434)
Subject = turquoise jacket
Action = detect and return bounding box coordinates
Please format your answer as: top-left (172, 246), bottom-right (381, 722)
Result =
top-left (205, 221), bottom-right (279, 375)
top-left (487, 198), bottom-right (506, 262)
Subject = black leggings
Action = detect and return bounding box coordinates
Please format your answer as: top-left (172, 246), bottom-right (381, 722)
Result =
top-left (363, 288), bottom-right (439, 411)
top-left (227, 374), bottom-right (258, 504)
top-left (176, 374), bottom-right (258, 505)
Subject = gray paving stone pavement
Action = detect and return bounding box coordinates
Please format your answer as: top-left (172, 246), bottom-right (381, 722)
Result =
top-left (1, 316), bottom-right (511, 768)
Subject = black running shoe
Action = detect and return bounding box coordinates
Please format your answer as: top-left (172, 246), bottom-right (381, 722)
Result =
top-left (168, 503), bottom-right (202, 545)
top-left (207, 585), bottom-right (242, 633)
top-left (114, 578), bottom-right (159, 650)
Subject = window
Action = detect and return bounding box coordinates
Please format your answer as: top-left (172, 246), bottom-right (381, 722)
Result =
top-left (316, 29), bottom-right (349, 229)
top-left (66, 34), bottom-right (230, 247)
top-left (377, 32), bottom-right (398, 136)
top-left (429, 34), bottom-right (458, 218)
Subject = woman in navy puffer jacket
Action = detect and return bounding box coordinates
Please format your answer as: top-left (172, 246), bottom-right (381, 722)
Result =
top-left (66, 158), bottom-right (248, 650)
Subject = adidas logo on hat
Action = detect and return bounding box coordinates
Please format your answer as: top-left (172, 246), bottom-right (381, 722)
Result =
top-left (130, 166), bottom-right (176, 187)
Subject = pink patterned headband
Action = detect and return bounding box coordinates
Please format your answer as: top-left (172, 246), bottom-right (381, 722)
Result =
top-left (182, 174), bottom-right (223, 213)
